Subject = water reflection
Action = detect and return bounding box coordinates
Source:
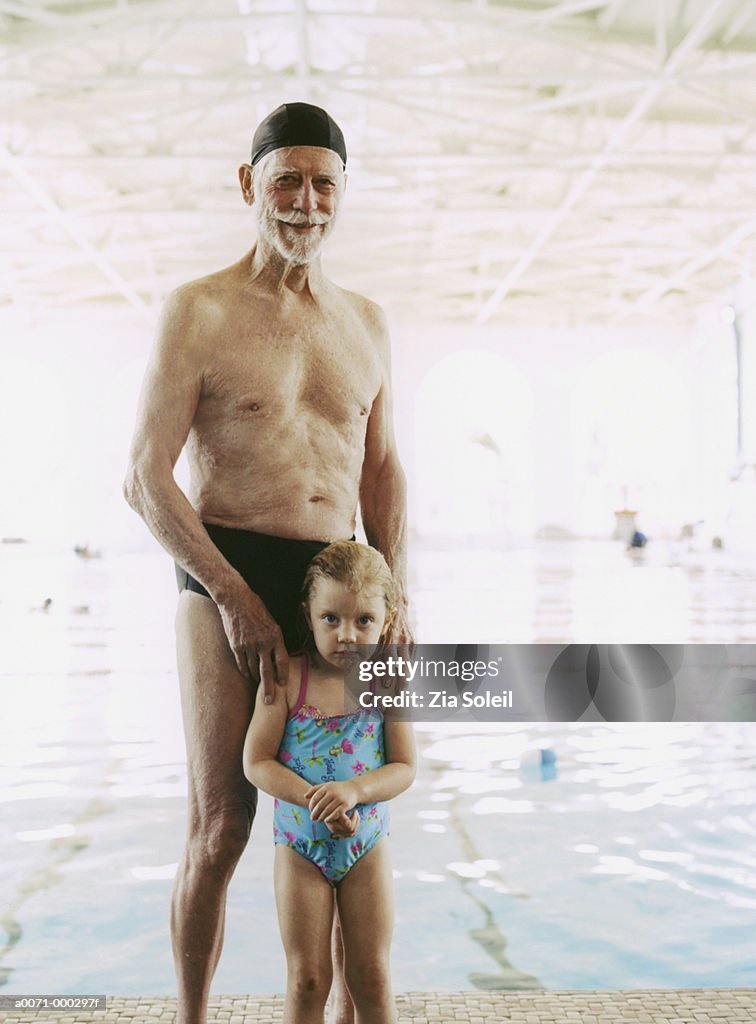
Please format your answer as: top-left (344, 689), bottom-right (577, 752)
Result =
top-left (2, 546), bottom-right (756, 992)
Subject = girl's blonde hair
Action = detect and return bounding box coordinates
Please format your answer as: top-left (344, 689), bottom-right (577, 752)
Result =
top-left (299, 541), bottom-right (396, 649)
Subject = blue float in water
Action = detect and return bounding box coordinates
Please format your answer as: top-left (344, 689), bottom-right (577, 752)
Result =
top-left (519, 748), bottom-right (558, 780)
top-left (521, 747), bottom-right (557, 768)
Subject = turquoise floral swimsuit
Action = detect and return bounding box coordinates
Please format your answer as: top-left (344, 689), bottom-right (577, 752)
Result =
top-left (273, 656), bottom-right (389, 886)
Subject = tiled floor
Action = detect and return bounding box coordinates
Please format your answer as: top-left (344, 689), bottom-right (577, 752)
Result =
top-left (2, 989), bottom-right (754, 1023)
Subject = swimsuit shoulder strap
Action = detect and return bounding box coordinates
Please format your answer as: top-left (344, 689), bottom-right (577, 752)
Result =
top-left (288, 654), bottom-right (309, 718)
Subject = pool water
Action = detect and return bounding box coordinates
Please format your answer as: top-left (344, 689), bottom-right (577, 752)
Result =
top-left (2, 542), bottom-right (755, 993)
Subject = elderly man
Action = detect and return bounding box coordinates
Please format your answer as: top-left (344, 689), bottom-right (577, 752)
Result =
top-left (124, 102), bottom-right (410, 1024)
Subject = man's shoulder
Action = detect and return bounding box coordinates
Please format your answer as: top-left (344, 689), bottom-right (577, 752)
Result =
top-left (158, 265), bottom-right (244, 350)
top-left (166, 264), bottom-right (239, 316)
top-left (333, 286), bottom-right (389, 338)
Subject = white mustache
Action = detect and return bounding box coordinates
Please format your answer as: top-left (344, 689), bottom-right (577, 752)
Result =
top-left (278, 212), bottom-right (332, 226)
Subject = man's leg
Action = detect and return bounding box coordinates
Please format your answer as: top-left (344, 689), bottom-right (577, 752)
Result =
top-left (173, 590), bottom-right (257, 1024)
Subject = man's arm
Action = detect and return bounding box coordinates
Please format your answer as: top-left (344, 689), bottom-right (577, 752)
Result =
top-left (123, 284), bottom-right (288, 697)
top-left (359, 305), bottom-right (412, 643)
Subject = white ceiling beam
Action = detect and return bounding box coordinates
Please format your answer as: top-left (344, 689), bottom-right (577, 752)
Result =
top-left (14, 67), bottom-right (756, 88)
top-left (475, 0), bottom-right (734, 324)
top-left (0, 0), bottom-right (267, 68)
top-left (4, 0), bottom-right (756, 326)
top-left (294, 0), bottom-right (310, 79)
top-left (0, 0), bottom-right (77, 28)
top-left (0, 0), bottom-right (138, 66)
top-left (11, 149), bottom-right (756, 169)
top-left (630, 216), bottom-right (756, 312)
top-left (721, 0), bottom-right (755, 45)
top-left (0, 1), bottom-right (607, 38)
top-left (513, 0), bottom-right (613, 27)
top-left (0, 66), bottom-right (696, 84)
top-left (0, 147), bottom-right (152, 317)
top-left (670, 0), bottom-right (689, 52)
top-left (5, 5), bottom-right (649, 94)
top-left (655, 0), bottom-right (669, 64)
top-left (511, 78), bottom-right (652, 117)
top-left (128, 0), bottom-right (207, 72)
top-left (597, 0), bottom-right (627, 32)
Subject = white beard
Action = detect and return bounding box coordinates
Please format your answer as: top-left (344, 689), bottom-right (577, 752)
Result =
top-left (256, 200), bottom-right (335, 265)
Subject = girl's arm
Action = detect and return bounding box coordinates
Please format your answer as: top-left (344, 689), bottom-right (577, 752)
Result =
top-left (307, 719), bottom-right (416, 822)
top-left (243, 679), bottom-right (311, 808)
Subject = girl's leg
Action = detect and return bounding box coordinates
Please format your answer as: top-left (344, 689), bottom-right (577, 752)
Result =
top-left (275, 845), bottom-right (335, 1024)
top-left (335, 840), bottom-right (396, 1024)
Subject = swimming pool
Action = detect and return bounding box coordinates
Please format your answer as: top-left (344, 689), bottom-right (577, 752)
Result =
top-left (2, 544), bottom-right (755, 993)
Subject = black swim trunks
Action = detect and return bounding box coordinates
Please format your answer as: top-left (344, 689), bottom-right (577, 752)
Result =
top-left (175, 524), bottom-right (334, 654)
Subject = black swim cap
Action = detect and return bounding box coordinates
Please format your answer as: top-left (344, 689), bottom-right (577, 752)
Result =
top-left (250, 102), bottom-right (347, 167)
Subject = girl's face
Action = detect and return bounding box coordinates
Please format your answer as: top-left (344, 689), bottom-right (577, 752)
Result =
top-left (306, 577), bottom-right (392, 669)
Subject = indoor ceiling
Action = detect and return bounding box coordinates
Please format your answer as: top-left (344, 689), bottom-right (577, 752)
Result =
top-left (3, 0), bottom-right (756, 327)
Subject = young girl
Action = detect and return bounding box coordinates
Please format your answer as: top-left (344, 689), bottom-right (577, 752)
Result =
top-left (243, 540), bottom-right (416, 1024)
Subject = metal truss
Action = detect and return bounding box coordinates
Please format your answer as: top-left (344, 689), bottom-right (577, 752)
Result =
top-left (3, 0), bottom-right (756, 325)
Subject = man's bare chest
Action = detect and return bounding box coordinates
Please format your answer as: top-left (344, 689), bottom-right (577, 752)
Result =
top-left (197, 316), bottom-right (381, 427)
